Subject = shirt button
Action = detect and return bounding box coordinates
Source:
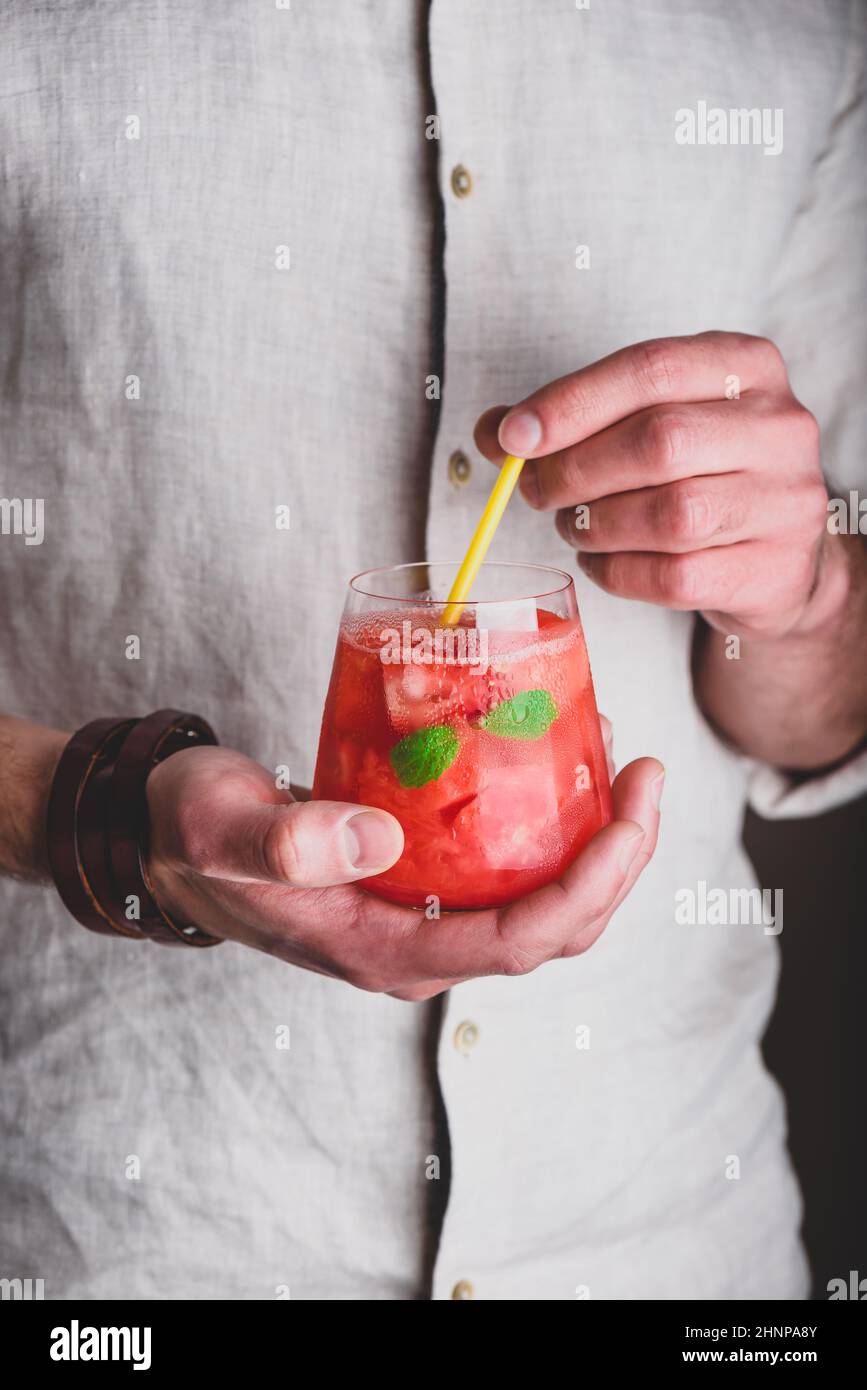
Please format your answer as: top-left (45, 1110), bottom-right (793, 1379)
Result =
top-left (448, 450), bottom-right (472, 487)
top-left (451, 1280), bottom-right (475, 1300)
top-left (453, 1020), bottom-right (479, 1055)
top-left (450, 164), bottom-right (473, 198)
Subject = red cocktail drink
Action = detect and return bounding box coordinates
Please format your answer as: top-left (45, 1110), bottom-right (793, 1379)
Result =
top-left (313, 563), bottom-right (612, 910)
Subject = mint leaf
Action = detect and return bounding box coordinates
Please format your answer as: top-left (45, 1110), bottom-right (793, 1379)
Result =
top-left (390, 725), bottom-right (459, 788)
top-left (479, 689), bottom-right (558, 740)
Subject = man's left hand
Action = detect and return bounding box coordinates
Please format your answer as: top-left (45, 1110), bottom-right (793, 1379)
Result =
top-left (474, 332), bottom-right (837, 641)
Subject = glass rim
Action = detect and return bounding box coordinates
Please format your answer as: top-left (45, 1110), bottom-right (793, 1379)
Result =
top-left (348, 560), bottom-right (575, 604)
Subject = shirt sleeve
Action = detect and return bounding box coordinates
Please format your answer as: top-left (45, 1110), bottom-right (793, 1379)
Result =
top-left (749, 0), bottom-right (867, 821)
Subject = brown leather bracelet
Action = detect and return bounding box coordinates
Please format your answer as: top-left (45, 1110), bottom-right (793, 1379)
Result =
top-left (46, 717), bottom-right (143, 939)
top-left (108, 708), bottom-right (221, 948)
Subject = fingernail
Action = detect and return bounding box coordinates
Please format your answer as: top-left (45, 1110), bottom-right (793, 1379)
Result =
top-left (499, 408), bottom-right (542, 455)
top-left (618, 830), bottom-right (644, 873)
top-left (651, 770), bottom-right (665, 810)
top-left (344, 811), bottom-right (399, 871)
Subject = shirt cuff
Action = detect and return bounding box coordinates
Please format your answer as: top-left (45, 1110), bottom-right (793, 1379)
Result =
top-left (747, 743), bottom-right (867, 820)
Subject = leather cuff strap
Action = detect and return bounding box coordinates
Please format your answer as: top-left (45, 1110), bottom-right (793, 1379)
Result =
top-left (46, 717), bottom-right (141, 939)
top-left (46, 709), bottom-right (222, 948)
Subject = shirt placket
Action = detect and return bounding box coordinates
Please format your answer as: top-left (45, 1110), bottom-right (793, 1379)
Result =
top-left (425, 0), bottom-right (506, 1302)
top-left (425, 0), bottom-right (493, 571)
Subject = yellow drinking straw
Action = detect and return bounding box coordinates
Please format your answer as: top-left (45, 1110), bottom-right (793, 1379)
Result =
top-left (439, 454), bottom-right (526, 627)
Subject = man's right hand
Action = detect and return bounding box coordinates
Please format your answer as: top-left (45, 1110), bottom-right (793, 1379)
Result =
top-left (146, 744), bottom-right (663, 1001)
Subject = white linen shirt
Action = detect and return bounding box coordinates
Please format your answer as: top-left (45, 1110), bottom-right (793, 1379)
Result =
top-left (0, 0), bottom-right (864, 1300)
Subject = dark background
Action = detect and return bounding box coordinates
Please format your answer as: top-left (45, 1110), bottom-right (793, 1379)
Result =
top-left (749, 791), bottom-right (867, 1300)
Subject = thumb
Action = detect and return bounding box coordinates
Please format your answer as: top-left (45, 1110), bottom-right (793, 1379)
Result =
top-left (197, 798), bottom-right (405, 889)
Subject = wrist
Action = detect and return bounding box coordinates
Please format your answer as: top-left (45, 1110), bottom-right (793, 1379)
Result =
top-left (33, 732), bottom-right (70, 877)
top-left (0, 718), bottom-right (70, 881)
top-left (785, 531), bottom-right (854, 641)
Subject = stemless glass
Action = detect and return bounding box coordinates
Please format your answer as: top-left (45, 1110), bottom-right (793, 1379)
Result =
top-left (312, 562), bottom-right (613, 910)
